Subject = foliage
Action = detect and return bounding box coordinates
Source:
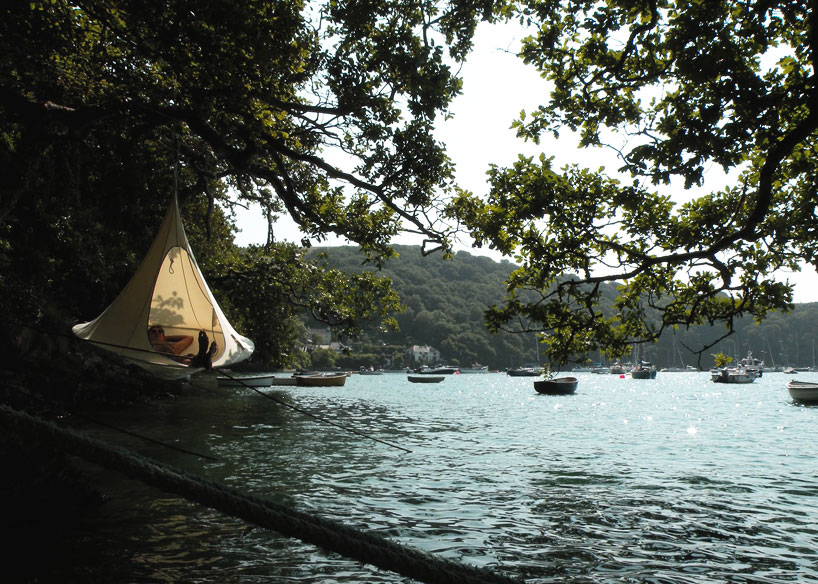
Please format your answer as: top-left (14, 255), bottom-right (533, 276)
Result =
top-left (0, 0), bottom-right (491, 366)
top-left (309, 348), bottom-right (337, 369)
top-left (314, 245), bottom-right (554, 369)
top-left (213, 245), bottom-right (402, 368)
top-left (317, 245), bottom-right (818, 371)
top-left (1, 0), bottom-right (492, 261)
top-left (449, 0), bottom-right (816, 363)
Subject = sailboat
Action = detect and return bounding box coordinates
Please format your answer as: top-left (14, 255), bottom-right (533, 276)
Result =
top-left (73, 196), bottom-right (254, 379)
top-left (630, 343), bottom-right (657, 379)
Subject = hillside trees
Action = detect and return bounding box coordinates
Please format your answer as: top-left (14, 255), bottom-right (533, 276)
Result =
top-left (313, 245), bottom-right (538, 369)
top-left (0, 0), bottom-right (493, 361)
top-left (449, 0), bottom-right (818, 363)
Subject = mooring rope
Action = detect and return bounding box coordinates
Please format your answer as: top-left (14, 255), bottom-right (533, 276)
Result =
top-left (0, 404), bottom-right (519, 584)
top-left (214, 369), bottom-right (413, 454)
top-left (4, 319), bottom-right (411, 454)
top-left (70, 411), bottom-right (218, 461)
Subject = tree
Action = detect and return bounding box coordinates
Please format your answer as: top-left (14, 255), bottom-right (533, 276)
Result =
top-left (1, 0), bottom-right (492, 257)
top-left (0, 1), bottom-right (493, 360)
top-left (449, 0), bottom-right (818, 363)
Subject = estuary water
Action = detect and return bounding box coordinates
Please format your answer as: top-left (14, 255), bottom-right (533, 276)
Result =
top-left (52, 371), bottom-right (818, 583)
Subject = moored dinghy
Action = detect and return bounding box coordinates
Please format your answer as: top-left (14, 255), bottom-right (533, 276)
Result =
top-left (786, 380), bottom-right (818, 404)
top-left (408, 374), bottom-right (445, 383)
top-left (534, 376), bottom-right (578, 395)
top-left (294, 373), bottom-right (347, 387)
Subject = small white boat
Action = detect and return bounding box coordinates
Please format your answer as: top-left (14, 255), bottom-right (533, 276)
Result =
top-left (786, 380), bottom-right (818, 404)
top-left (217, 373), bottom-right (295, 387)
top-left (609, 362), bottom-right (626, 375)
top-left (710, 367), bottom-right (755, 384)
top-left (459, 364), bottom-right (489, 374)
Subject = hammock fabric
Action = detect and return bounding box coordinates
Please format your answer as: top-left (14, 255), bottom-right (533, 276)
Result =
top-left (73, 196), bottom-right (254, 379)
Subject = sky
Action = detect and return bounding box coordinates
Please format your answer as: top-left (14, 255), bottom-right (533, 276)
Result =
top-left (231, 22), bottom-right (818, 304)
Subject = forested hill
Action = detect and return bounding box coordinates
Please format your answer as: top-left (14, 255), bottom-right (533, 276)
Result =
top-left (308, 245), bottom-right (540, 370)
top-left (310, 246), bottom-right (818, 371)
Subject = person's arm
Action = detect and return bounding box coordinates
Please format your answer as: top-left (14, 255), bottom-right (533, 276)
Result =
top-left (164, 335), bottom-right (194, 355)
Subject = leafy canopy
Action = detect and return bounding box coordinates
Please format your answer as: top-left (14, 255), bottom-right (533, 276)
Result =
top-left (0, 0), bottom-right (494, 361)
top-left (449, 0), bottom-right (817, 362)
top-left (1, 0), bottom-right (495, 257)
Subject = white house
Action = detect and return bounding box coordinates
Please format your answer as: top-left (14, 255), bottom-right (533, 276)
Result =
top-left (406, 344), bottom-right (441, 364)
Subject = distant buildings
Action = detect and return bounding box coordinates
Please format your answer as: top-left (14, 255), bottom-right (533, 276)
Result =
top-left (406, 344), bottom-right (441, 364)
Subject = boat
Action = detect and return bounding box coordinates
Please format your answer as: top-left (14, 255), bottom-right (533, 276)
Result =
top-left (294, 373), bottom-right (347, 387)
top-left (459, 363), bottom-right (489, 374)
top-left (631, 364), bottom-right (657, 379)
top-left (738, 351), bottom-right (764, 378)
top-left (786, 380), bottom-right (818, 404)
top-left (533, 377), bottom-right (578, 395)
top-left (630, 345), bottom-right (657, 379)
top-left (217, 373), bottom-right (295, 387)
top-left (408, 374), bottom-right (445, 383)
top-left (358, 367), bottom-right (384, 375)
top-left (609, 361), bottom-right (626, 375)
top-left (72, 196), bottom-right (254, 379)
top-left (710, 367), bottom-right (755, 384)
top-left (413, 365), bottom-right (459, 375)
top-left (507, 367), bottom-right (540, 377)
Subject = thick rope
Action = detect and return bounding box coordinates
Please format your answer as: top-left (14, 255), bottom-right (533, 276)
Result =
top-left (1, 404), bottom-right (519, 584)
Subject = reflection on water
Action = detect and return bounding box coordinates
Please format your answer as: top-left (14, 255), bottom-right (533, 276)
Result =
top-left (46, 372), bottom-right (818, 582)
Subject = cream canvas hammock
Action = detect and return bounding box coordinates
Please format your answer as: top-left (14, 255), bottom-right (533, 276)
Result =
top-left (73, 196), bottom-right (254, 379)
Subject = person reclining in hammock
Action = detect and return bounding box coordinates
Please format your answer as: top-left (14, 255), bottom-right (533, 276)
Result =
top-left (148, 326), bottom-right (217, 368)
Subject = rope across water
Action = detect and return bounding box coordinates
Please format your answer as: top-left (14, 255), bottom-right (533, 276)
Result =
top-left (1, 404), bottom-right (519, 584)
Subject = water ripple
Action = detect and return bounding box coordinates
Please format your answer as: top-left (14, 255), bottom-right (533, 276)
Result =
top-left (56, 372), bottom-right (818, 583)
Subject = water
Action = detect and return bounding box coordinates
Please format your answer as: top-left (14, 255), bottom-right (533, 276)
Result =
top-left (51, 372), bottom-right (818, 582)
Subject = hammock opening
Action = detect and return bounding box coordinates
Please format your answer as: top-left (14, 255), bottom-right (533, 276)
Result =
top-left (147, 246), bottom-right (226, 363)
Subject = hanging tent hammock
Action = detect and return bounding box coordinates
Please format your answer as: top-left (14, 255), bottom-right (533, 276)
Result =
top-left (73, 196), bottom-right (254, 379)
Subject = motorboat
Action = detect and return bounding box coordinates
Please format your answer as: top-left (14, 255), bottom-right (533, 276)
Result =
top-left (507, 367), bottom-right (540, 377)
top-left (459, 364), bottom-right (489, 374)
top-left (533, 377), bottom-right (578, 395)
top-left (786, 380), bottom-right (818, 404)
top-left (710, 367), bottom-right (755, 384)
top-left (413, 365), bottom-right (459, 375)
top-left (609, 362), bottom-right (626, 375)
top-left (738, 351), bottom-right (764, 378)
